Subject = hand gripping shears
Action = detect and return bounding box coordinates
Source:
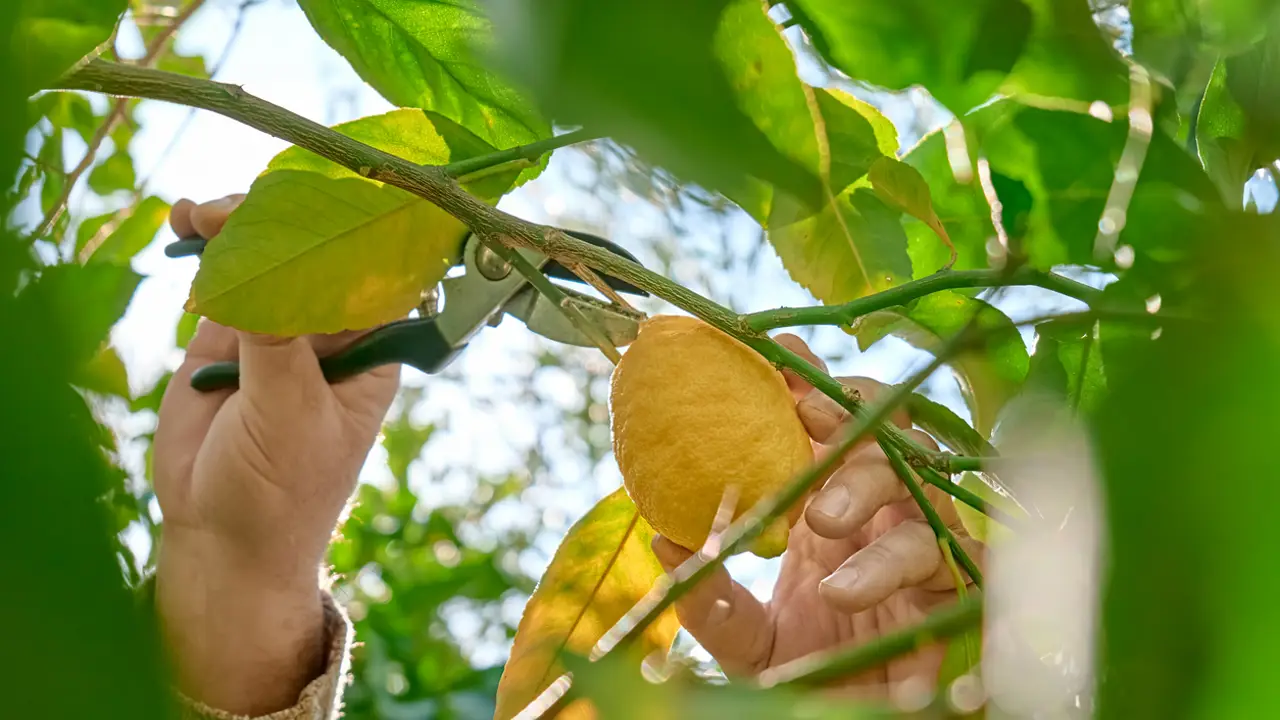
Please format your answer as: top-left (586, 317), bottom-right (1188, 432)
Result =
top-left (165, 230), bottom-right (648, 392)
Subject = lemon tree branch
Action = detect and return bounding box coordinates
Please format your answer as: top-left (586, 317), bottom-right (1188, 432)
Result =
top-left (55, 58), bottom-right (945, 472)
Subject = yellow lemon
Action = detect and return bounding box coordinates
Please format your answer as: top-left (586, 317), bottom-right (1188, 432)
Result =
top-left (610, 315), bottom-right (813, 558)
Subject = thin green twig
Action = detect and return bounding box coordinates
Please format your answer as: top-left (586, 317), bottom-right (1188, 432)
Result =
top-left (916, 464), bottom-right (1023, 530)
top-left (442, 128), bottom-right (600, 178)
top-left (884, 444), bottom-right (983, 587)
top-left (758, 596), bottom-right (983, 688)
top-left (744, 267), bottom-right (1101, 332)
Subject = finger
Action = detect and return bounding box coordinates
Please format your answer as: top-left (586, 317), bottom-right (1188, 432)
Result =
top-left (796, 377), bottom-right (912, 444)
top-left (237, 332), bottom-right (329, 421)
top-left (651, 537), bottom-right (773, 676)
top-left (169, 198), bottom-right (197, 238)
top-left (154, 320), bottom-right (238, 483)
top-left (819, 521), bottom-right (983, 613)
top-left (190, 194), bottom-right (246, 239)
top-left (805, 442), bottom-right (909, 539)
top-left (774, 333), bottom-right (828, 402)
top-left (310, 331), bottom-right (401, 422)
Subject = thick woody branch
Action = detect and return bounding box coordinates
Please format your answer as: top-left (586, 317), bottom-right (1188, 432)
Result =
top-left (55, 58), bottom-right (944, 471)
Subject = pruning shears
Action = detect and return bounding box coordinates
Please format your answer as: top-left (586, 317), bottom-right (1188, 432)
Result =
top-left (165, 229), bottom-right (648, 392)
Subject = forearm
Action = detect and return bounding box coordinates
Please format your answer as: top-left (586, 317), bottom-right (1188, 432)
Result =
top-left (156, 531), bottom-right (329, 716)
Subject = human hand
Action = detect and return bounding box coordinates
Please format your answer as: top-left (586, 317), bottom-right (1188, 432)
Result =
top-left (153, 195), bottom-right (400, 714)
top-left (652, 334), bottom-right (980, 699)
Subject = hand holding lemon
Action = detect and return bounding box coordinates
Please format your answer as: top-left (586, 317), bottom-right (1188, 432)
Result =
top-left (611, 316), bottom-right (981, 693)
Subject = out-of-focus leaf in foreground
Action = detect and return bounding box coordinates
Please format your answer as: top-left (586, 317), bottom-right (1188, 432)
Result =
top-left (787, 0), bottom-right (1033, 114)
top-left (1096, 213), bottom-right (1280, 718)
top-left (569, 652), bottom-right (891, 720)
top-left (491, 0), bottom-right (822, 211)
top-left (495, 489), bottom-right (678, 720)
top-left (12, 0), bottom-right (127, 94)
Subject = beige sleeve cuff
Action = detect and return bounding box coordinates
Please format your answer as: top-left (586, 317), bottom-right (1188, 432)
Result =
top-left (161, 588), bottom-right (354, 720)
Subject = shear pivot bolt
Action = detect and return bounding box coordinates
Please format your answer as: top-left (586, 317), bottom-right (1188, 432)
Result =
top-left (475, 246), bottom-right (512, 280)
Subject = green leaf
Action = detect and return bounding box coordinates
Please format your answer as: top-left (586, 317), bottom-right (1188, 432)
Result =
top-left (72, 343), bottom-right (130, 398)
top-left (853, 291), bottom-right (1029, 434)
top-left (768, 187), bottom-right (913, 305)
top-left (12, 0), bottom-right (127, 95)
top-left (1095, 213), bottom-right (1280, 718)
top-left (788, 0), bottom-right (1033, 114)
top-left (381, 403), bottom-right (434, 483)
top-left (157, 51), bottom-right (208, 79)
top-left (712, 1), bottom-right (893, 222)
top-left (494, 489), bottom-right (679, 720)
top-left (192, 109), bottom-right (517, 335)
top-left (174, 311), bottom-right (199, 350)
top-left (899, 111), bottom-right (1005, 276)
top-left (868, 156), bottom-right (952, 256)
top-left (82, 196), bottom-right (170, 264)
top-left (32, 91), bottom-right (98, 142)
top-left (296, 0), bottom-right (551, 185)
top-left (1002, 0), bottom-right (1129, 105)
top-left (983, 105), bottom-right (1221, 267)
top-left (906, 392), bottom-right (997, 457)
top-left (23, 262), bottom-right (142, 370)
top-left (87, 150), bottom-right (136, 195)
top-left (189, 169), bottom-right (465, 334)
top-left (1193, 21), bottom-right (1280, 205)
top-left (1040, 319), bottom-right (1107, 414)
top-left (492, 0), bottom-right (822, 210)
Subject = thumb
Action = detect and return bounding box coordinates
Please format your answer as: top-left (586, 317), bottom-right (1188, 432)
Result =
top-left (651, 536), bottom-right (773, 677)
top-left (237, 332), bottom-right (327, 413)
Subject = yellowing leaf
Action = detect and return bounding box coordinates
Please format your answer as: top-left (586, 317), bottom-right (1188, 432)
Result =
top-left (869, 156), bottom-right (954, 265)
top-left (495, 489), bottom-right (678, 720)
top-left (768, 188), bottom-right (913, 304)
top-left (189, 170), bottom-right (463, 335)
top-left (189, 109), bottom-right (518, 335)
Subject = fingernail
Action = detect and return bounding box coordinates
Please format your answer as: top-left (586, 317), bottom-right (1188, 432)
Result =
top-left (822, 567), bottom-right (861, 591)
top-left (707, 598), bottom-right (732, 624)
top-left (811, 484), bottom-right (850, 519)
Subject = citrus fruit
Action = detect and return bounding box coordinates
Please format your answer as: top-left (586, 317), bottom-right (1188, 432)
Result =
top-left (610, 315), bottom-right (813, 558)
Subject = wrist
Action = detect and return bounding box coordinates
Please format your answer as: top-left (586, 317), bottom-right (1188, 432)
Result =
top-left (156, 529), bottom-right (329, 715)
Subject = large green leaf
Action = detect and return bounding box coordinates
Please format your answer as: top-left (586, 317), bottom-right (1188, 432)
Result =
top-left (853, 291), bottom-right (1029, 434)
top-left (12, 0), bottom-right (127, 95)
top-left (982, 106), bottom-right (1221, 267)
top-left (297, 0), bottom-right (551, 185)
top-left (1096, 213), bottom-right (1280, 718)
top-left (1133, 0), bottom-right (1280, 76)
top-left (24, 262), bottom-right (142, 371)
top-left (711, 0), bottom-right (909, 303)
top-left (491, 0), bottom-right (822, 210)
top-left (189, 169), bottom-right (464, 334)
top-left (788, 0), bottom-right (1033, 114)
top-left (494, 489), bottom-right (678, 720)
top-left (768, 187), bottom-right (913, 304)
top-left (189, 109), bottom-right (518, 335)
top-left (1002, 0), bottom-right (1129, 105)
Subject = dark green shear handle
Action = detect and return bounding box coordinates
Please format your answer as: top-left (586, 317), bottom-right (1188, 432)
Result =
top-left (189, 317), bottom-right (458, 392)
